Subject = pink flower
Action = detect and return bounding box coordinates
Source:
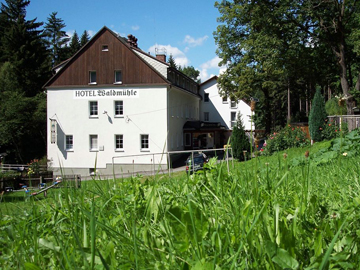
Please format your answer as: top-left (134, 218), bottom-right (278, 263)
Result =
top-left (263, 143), bottom-right (267, 147)
top-left (260, 149), bottom-right (264, 152)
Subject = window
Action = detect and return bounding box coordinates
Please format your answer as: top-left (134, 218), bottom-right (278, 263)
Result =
top-left (90, 135), bottom-right (98, 151)
top-left (102, 45), bottom-right (108, 51)
top-left (114, 70), bottom-right (122, 84)
top-left (115, 134), bottom-right (123, 151)
top-left (65, 135), bottom-right (73, 151)
top-left (231, 112), bottom-right (236, 128)
top-left (222, 96), bottom-right (228, 103)
top-left (114, 101), bottom-right (123, 117)
top-left (231, 97), bottom-right (237, 108)
top-left (89, 101), bottom-right (98, 117)
top-left (140, 134), bottom-right (149, 150)
top-left (89, 71), bottom-right (96, 84)
top-left (204, 93), bottom-right (209, 102)
top-left (204, 112), bottom-right (209, 122)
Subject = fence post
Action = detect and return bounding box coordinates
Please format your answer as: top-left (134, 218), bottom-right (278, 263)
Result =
top-left (40, 176), bottom-right (43, 184)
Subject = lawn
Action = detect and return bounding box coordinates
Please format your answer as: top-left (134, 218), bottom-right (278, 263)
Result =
top-left (1, 136), bottom-right (360, 269)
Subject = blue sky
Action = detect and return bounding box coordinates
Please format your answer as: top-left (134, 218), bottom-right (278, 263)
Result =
top-left (19, 0), bottom-right (225, 82)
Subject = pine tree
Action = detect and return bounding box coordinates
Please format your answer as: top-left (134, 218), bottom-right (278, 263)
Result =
top-left (167, 54), bottom-right (177, 69)
top-left (231, 113), bottom-right (250, 161)
top-left (69, 31), bottom-right (81, 56)
top-left (80, 30), bottom-right (90, 47)
top-left (44, 11), bottom-right (70, 66)
top-left (309, 87), bottom-right (327, 142)
top-left (0, 0), bottom-right (51, 97)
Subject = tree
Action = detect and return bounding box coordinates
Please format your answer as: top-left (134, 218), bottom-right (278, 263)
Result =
top-left (179, 65), bottom-right (200, 83)
top-left (80, 30), bottom-right (90, 47)
top-left (167, 54), bottom-right (177, 69)
top-left (69, 31), bottom-right (81, 56)
top-left (44, 11), bottom-right (70, 66)
top-left (0, 0), bottom-right (50, 163)
top-left (309, 87), bottom-right (327, 143)
top-left (231, 113), bottom-right (250, 161)
top-left (0, 0), bottom-right (51, 97)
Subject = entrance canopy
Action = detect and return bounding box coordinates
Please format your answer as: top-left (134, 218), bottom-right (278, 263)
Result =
top-left (183, 121), bottom-right (227, 150)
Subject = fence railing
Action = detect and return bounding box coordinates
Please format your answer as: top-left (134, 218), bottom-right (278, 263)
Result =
top-left (328, 115), bottom-right (360, 131)
top-left (0, 164), bottom-right (48, 172)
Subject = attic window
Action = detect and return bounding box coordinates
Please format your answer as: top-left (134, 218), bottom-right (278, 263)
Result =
top-left (102, 45), bottom-right (109, 51)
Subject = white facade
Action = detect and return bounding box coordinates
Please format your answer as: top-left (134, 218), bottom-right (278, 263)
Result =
top-left (199, 76), bottom-right (253, 130)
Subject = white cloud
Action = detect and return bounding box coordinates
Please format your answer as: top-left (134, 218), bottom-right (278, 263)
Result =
top-left (131, 25), bottom-right (140, 31)
top-left (183, 35), bottom-right (208, 47)
top-left (199, 56), bottom-right (225, 81)
top-left (148, 44), bottom-right (189, 67)
top-left (66, 30), bottom-right (75, 38)
top-left (87, 30), bottom-right (95, 37)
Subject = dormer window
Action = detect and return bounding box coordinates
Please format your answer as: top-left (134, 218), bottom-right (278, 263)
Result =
top-left (89, 71), bottom-right (96, 84)
top-left (102, 45), bottom-right (108, 51)
top-left (114, 70), bottom-right (122, 84)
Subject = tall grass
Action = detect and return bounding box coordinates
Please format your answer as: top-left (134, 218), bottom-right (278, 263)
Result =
top-left (1, 143), bottom-right (360, 269)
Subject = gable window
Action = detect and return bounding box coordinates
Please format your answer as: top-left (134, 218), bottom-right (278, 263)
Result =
top-left (140, 134), bottom-right (149, 151)
top-left (204, 93), bottom-right (209, 102)
top-left (102, 45), bottom-right (108, 51)
top-left (114, 101), bottom-right (123, 117)
top-left (222, 96), bottom-right (228, 103)
top-left (65, 135), bottom-right (73, 151)
top-left (204, 112), bottom-right (209, 122)
top-left (231, 112), bottom-right (236, 128)
top-left (115, 134), bottom-right (124, 151)
top-left (89, 71), bottom-right (97, 84)
top-left (90, 135), bottom-right (98, 151)
top-left (114, 70), bottom-right (122, 84)
top-left (89, 101), bottom-right (98, 117)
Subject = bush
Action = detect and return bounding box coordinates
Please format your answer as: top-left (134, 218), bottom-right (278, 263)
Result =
top-left (260, 125), bottom-right (309, 155)
top-left (321, 119), bottom-right (348, 141)
top-left (309, 87), bottom-right (327, 142)
top-left (231, 113), bottom-right (250, 161)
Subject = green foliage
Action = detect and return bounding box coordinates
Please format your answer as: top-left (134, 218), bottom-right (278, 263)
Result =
top-left (80, 30), bottom-right (90, 46)
top-left (309, 87), bottom-right (327, 142)
top-left (68, 31), bottom-right (81, 56)
top-left (178, 65), bottom-right (200, 83)
top-left (167, 53), bottom-right (177, 69)
top-left (321, 120), bottom-right (348, 141)
top-left (325, 97), bottom-right (347, 116)
top-left (231, 113), bottom-right (250, 161)
top-left (260, 125), bottom-right (309, 155)
top-left (44, 12), bottom-right (70, 66)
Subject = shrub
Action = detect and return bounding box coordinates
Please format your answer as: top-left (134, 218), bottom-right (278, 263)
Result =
top-left (261, 125), bottom-right (309, 155)
top-left (309, 87), bottom-right (327, 142)
top-left (231, 113), bottom-right (250, 161)
top-left (321, 119), bottom-right (348, 141)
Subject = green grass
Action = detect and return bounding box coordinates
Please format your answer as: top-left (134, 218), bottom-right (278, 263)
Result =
top-left (1, 139), bottom-right (360, 269)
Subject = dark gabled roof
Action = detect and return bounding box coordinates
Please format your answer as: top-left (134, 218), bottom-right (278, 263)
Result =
top-left (43, 26), bottom-right (170, 88)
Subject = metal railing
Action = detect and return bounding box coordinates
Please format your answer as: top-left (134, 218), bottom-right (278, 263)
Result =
top-left (327, 115), bottom-right (360, 131)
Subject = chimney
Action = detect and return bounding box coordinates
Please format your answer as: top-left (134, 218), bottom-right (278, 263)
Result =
top-left (156, 54), bottom-right (167, 63)
top-left (127, 34), bottom-right (138, 48)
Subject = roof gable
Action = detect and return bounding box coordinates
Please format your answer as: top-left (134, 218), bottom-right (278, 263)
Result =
top-left (45, 27), bottom-right (169, 88)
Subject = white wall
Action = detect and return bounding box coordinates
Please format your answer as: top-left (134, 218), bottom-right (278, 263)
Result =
top-left (167, 87), bottom-right (200, 151)
top-left (200, 79), bottom-right (253, 130)
top-left (47, 86), bottom-right (168, 171)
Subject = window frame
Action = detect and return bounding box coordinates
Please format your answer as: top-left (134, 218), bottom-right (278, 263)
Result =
top-left (89, 134), bottom-right (98, 151)
top-left (102, 45), bottom-right (109, 52)
top-left (230, 97), bottom-right (237, 108)
top-left (89, 101), bottom-right (98, 118)
top-left (231, 112), bottom-right (237, 128)
top-left (140, 134), bottom-right (149, 151)
top-left (65, 135), bottom-right (73, 151)
top-left (114, 100), bottom-right (124, 118)
top-left (114, 70), bottom-right (122, 84)
top-left (222, 96), bottom-right (228, 103)
top-left (89, 71), bottom-right (97, 85)
top-left (115, 134), bottom-right (124, 151)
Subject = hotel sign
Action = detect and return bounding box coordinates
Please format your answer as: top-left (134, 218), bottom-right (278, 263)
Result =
top-left (74, 89), bottom-right (139, 99)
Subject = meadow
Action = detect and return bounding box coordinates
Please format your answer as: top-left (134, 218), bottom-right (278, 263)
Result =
top-left (1, 132), bottom-right (360, 269)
